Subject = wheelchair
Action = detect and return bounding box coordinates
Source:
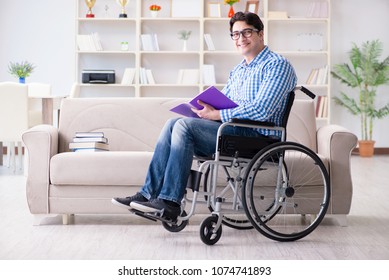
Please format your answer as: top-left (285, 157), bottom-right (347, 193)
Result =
top-left (133, 86), bottom-right (330, 245)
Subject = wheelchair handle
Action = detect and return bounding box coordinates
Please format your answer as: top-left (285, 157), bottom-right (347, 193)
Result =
top-left (295, 86), bottom-right (316, 99)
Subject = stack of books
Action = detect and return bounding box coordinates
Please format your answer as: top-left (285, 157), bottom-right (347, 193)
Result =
top-left (77, 33), bottom-right (103, 51)
top-left (69, 132), bottom-right (109, 152)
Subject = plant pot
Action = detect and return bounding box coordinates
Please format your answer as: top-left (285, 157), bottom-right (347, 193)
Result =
top-left (358, 140), bottom-right (375, 157)
top-left (150, 11), bottom-right (159, 18)
top-left (19, 77), bottom-right (25, 84)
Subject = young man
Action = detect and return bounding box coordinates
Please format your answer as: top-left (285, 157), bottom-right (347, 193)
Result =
top-left (112, 12), bottom-right (297, 220)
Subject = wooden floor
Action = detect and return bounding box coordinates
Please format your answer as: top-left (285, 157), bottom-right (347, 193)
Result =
top-left (1, 155), bottom-right (389, 260)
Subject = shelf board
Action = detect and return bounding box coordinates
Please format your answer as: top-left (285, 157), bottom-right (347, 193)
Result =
top-left (78, 18), bottom-right (135, 22)
top-left (276, 51), bottom-right (329, 56)
top-left (77, 51), bottom-right (136, 54)
top-left (267, 17), bottom-right (329, 22)
top-left (79, 84), bottom-right (135, 87)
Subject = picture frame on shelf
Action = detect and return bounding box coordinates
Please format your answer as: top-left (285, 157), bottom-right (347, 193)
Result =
top-left (208, 2), bottom-right (221, 18)
top-left (245, 0), bottom-right (259, 14)
top-left (171, 0), bottom-right (201, 18)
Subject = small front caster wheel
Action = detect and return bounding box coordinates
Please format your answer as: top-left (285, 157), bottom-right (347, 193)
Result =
top-left (200, 215), bottom-right (222, 245)
top-left (162, 211), bottom-right (188, 232)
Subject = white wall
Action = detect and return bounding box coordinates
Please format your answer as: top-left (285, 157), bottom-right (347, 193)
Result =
top-left (0, 0), bottom-right (75, 96)
top-left (1, 0), bottom-right (388, 146)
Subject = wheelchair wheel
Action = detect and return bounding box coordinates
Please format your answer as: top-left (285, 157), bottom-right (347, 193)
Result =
top-left (203, 165), bottom-right (253, 230)
top-left (242, 141), bottom-right (330, 242)
top-left (162, 211), bottom-right (188, 232)
top-left (200, 215), bottom-right (222, 245)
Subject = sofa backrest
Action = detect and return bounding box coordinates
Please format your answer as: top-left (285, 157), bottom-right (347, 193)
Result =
top-left (58, 97), bottom-right (317, 153)
top-left (58, 98), bottom-right (185, 153)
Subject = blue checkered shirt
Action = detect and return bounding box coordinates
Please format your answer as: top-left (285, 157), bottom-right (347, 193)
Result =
top-left (220, 46), bottom-right (297, 137)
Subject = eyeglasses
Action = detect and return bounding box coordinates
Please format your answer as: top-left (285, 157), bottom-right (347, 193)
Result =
top-left (230, 28), bottom-right (259, 40)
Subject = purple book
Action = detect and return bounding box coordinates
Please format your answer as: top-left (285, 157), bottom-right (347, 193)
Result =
top-left (170, 86), bottom-right (238, 118)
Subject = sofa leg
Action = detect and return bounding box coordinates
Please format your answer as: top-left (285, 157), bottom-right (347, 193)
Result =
top-left (62, 214), bottom-right (70, 225)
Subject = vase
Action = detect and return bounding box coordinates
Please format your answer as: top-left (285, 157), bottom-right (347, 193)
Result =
top-left (358, 140), bottom-right (375, 157)
top-left (19, 77), bottom-right (25, 84)
top-left (150, 11), bottom-right (159, 18)
top-left (228, 5), bottom-right (235, 18)
top-left (182, 40), bottom-right (188, 51)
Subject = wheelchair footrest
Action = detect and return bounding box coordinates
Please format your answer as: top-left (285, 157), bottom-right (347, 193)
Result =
top-left (130, 209), bottom-right (178, 224)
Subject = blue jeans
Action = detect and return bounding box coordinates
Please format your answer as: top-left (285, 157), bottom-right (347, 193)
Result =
top-left (140, 117), bottom-right (262, 204)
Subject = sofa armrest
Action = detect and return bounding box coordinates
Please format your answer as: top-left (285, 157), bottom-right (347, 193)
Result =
top-left (22, 125), bottom-right (59, 214)
top-left (317, 124), bottom-right (358, 214)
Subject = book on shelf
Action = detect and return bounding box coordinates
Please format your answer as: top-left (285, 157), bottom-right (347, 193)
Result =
top-left (315, 96), bottom-right (328, 118)
top-left (121, 68), bottom-right (136, 85)
top-left (69, 141), bottom-right (109, 151)
top-left (140, 34), bottom-right (159, 51)
top-left (322, 96), bottom-right (328, 118)
top-left (204, 34), bottom-right (215, 51)
top-left (145, 69), bottom-right (155, 84)
top-left (77, 33), bottom-right (103, 51)
top-left (306, 65), bottom-right (328, 85)
top-left (170, 86), bottom-right (238, 118)
top-left (139, 68), bottom-right (155, 84)
top-left (202, 64), bottom-right (216, 85)
top-left (177, 69), bottom-right (200, 85)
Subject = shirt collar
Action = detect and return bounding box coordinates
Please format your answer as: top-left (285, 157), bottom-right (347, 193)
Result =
top-left (238, 45), bottom-right (269, 68)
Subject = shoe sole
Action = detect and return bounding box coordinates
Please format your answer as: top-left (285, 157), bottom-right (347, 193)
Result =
top-left (111, 198), bottom-right (132, 210)
top-left (130, 201), bottom-right (163, 213)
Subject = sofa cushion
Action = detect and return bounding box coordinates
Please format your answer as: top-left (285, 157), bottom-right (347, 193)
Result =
top-left (50, 151), bottom-right (153, 186)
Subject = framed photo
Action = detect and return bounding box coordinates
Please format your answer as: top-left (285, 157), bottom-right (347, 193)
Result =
top-left (245, 0), bottom-right (260, 14)
top-left (208, 2), bottom-right (221, 18)
top-left (171, 0), bottom-right (201, 18)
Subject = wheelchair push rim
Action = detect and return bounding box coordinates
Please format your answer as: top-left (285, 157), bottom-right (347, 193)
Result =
top-left (242, 141), bottom-right (330, 242)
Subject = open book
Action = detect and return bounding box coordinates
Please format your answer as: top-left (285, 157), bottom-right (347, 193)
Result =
top-left (170, 86), bottom-right (238, 118)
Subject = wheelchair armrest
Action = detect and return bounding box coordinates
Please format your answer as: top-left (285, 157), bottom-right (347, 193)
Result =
top-left (230, 118), bottom-right (275, 127)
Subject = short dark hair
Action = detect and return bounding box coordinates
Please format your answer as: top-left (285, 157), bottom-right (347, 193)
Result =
top-left (229, 12), bottom-right (264, 33)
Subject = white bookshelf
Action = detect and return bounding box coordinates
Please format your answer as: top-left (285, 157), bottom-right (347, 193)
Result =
top-left (75, 0), bottom-right (331, 123)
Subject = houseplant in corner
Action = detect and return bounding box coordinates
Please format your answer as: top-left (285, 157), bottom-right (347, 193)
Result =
top-left (331, 39), bottom-right (389, 157)
top-left (8, 60), bottom-right (36, 83)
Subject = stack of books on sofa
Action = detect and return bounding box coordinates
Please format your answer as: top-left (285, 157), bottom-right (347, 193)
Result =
top-left (69, 132), bottom-right (109, 152)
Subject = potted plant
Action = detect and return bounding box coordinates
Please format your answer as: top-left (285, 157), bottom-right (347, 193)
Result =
top-left (178, 30), bottom-right (192, 51)
top-left (331, 39), bottom-right (389, 157)
top-left (149, 4), bottom-right (161, 18)
top-left (8, 61), bottom-right (36, 83)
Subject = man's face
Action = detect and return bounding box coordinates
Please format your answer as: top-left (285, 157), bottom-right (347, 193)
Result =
top-left (232, 21), bottom-right (264, 61)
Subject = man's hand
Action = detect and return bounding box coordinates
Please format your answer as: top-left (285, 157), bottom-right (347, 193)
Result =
top-left (191, 100), bottom-right (221, 120)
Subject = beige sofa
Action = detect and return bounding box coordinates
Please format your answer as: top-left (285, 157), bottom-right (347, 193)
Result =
top-left (22, 97), bottom-right (357, 225)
